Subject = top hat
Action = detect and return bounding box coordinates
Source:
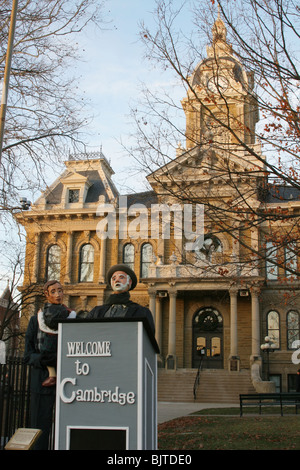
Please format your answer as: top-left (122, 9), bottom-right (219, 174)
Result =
top-left (106, 264), bottom-right (137, 290)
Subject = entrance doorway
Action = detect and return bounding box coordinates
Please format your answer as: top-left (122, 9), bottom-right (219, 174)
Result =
top-left (192, 307), bottom-right (223, 369)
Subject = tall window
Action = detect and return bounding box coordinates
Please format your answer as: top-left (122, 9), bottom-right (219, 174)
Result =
top-left (267, 310), bottom-right (280, 348)
top-left (46, 244), bottom-right (61, 280)
top-left (287, 310), bottom-right (300, 349)
top-left (79, 244), bottom-right (94, 282)
top-left (266, 241), bottom-right (278, 280)
top-left (123, 243), bottom-right (135, 270)
top-left (140, 243), bottom-right (153, 278)
top-left (285, 243), bottom-right (297, 279)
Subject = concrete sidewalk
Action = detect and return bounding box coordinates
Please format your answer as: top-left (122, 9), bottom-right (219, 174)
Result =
top-left (157, 402), bottom-right (238, 423)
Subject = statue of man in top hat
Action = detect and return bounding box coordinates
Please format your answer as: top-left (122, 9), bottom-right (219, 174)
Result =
top-left (87, 264), bottom-right (155, 333)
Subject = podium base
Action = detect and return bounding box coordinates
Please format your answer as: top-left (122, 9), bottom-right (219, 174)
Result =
top-left (166, 354), bottom-right (177, 370)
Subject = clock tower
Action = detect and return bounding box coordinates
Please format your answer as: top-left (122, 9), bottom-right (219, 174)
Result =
top-left (182, 13), bottom-right (259, 150)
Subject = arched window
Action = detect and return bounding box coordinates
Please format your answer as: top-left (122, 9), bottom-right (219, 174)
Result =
top-left (46, 244), bottom-right (61, 280)
top-left (140, 243), bottom-right (153, 278)
top-left (267, 310), bottom-right (280, 348)
top-left (79, 244), bottom-right (94, 282)
top-left (193, 307), bottom-right (223, 331)
top-left (123, 243), bottom-right (135, 270)
top-left (287, 310), bottom-right (300, 349)
top-left (196, 235), bottom-right (222, 262)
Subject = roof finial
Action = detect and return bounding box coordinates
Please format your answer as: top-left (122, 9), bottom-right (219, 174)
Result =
top-left (99, 144), bottom-right (105, 158)
top-left (212, 5), bottom-right (226, 43)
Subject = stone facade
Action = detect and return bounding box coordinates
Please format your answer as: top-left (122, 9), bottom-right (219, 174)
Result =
top-left (16, 16), bottom-right (300, 396)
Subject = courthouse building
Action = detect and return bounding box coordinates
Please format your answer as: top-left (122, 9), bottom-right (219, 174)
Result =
top-left (16, 17), bottom-right (300, 402)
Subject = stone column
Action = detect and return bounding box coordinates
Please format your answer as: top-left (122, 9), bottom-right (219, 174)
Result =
top-left (229, 287), bottom-right (240, 371)
top-left (166, 290), bottom-right (177, 369)
top-left (148, 289), bottom-right (156, 325)
top-left (33, 232), bottom-right (41, 282)
top-left (99, 237), bottom-right (106, 283)
top-left (64, 231), bottom-right (73, 284)
top-left (251, 287), bottom-right (261, 360)
top-left (230, 287), bottom-right (238, 356)
top-left (155, 296), bottom-right (163, 351)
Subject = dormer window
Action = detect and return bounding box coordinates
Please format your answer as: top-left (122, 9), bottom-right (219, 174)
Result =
top-left (61, 171), bottom-right (92, 208)
top-left (68, 189), bottom-right (80, 203)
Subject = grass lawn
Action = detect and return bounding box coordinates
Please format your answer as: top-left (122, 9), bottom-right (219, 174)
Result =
top-left (158, 408), bottom-right (300, 450)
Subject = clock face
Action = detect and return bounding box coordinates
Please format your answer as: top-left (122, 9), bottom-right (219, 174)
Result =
top-left (207, 76), bottom-right (229, 93)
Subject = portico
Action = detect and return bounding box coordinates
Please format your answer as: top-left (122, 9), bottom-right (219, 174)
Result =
top-left (147, 263), bottom-right (263, 372)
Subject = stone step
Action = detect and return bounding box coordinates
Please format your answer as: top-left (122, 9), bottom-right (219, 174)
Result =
top-left (158, 369), bottom-right (256, 404)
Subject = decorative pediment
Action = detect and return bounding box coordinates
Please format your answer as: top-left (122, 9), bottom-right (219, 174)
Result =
top-left (147, 144), bottom-right (264, 186)
top-left (60, 171), bottom-right (91, 186)
top-left (60, 171), bottom-right (92, 208)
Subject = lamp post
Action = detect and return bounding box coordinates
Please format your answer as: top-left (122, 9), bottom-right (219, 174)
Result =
top-left (260, 336), bottom-right (276, 380)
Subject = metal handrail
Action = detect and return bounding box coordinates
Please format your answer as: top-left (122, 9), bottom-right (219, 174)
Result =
top-left (193, 355), bottom-right (203, 400)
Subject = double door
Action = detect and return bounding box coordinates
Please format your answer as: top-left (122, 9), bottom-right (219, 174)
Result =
top-left (192, 307), bottom-right (223, 369)
top-left (193, 332), bottom-right (223, 369)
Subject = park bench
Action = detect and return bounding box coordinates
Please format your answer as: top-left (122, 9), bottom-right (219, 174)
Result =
top-left (239, 393), bottom-right (300, 417)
